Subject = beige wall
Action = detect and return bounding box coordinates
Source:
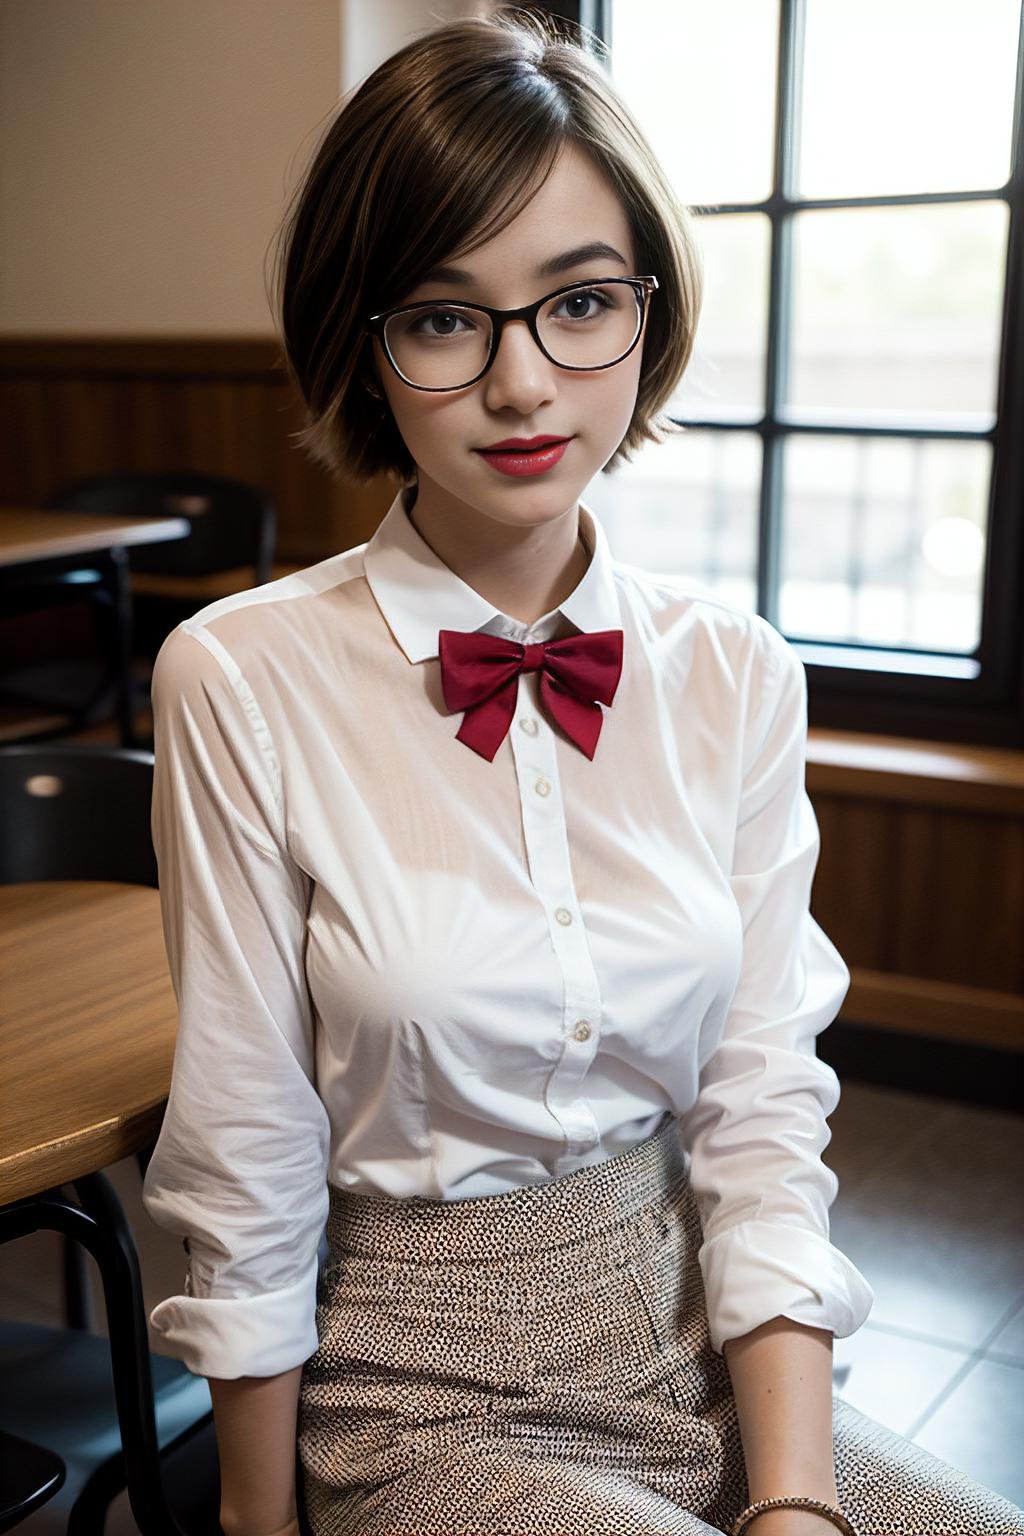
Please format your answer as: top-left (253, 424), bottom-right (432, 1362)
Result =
top-left (0, 0), bottom-right (495, 338)
top-left (0, 0), bottom-right (341, 335)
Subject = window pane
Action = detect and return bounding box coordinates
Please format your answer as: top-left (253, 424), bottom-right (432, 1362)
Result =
top-left (609, 0), bottom-right (778, 206)
top-left (584, 430), bottom-right (761, 610)
top-left (780, 434), bottom-right (991, 651)
top-left (787, 202), bottom-right (1008, 423)
top-left (671, 214), bottom-right (769, 421)
top-left (797, 0), bottom-right (1020, 198)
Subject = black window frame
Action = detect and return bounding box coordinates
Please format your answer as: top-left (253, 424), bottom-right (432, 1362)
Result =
top-left (540, 0), bottom-right (1024, 748)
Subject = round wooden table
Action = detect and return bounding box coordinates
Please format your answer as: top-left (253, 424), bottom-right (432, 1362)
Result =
top-left (0, 880), bottom-right (177, 1203)
top-left (0, 879), bottom-right (200, 1536)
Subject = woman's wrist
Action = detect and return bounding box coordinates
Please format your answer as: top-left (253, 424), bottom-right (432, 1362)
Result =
top-left (745, 1506), bottom-right (844, 1535)
top-left (219, 1517), bottom-right (300, 1536)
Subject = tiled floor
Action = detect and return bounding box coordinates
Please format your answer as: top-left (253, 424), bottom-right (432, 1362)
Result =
top-left (3, 1080), bottom-right (1023, 1533)
top-left (826, 1083), bottom-right (1024, 1505)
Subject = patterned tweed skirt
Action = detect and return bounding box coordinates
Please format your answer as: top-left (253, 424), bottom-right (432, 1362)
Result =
top-left (297, 1113), bottom-right (1024, 1536)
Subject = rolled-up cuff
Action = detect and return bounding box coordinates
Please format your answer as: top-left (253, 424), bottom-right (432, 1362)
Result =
top-left (699, 1218), bottom-right (875, 1355)
top-left (148, 1257), bottom-right (320, 1379)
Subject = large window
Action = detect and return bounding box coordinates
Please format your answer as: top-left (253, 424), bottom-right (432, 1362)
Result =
top-left (569, 0), bottom-right (1023, 747)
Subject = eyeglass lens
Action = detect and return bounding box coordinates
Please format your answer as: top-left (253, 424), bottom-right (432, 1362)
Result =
top-left (383, 281), bottom-right (643, 389)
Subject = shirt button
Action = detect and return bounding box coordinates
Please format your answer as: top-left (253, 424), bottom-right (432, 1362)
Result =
top-left (554, 907), bottom-right (573, 925)
top-left (520, 717), bottom-right (539, 735)
top-left (573, 1020), bottom-right (592, 1042)
top-left (534, 777), bottom-right (550, 797)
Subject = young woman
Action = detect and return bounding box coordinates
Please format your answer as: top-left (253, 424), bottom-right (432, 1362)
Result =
top-left (140, 10), bottom-right (1024, 1536)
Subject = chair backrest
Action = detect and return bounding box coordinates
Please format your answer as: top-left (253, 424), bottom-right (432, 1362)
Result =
top-left (47, 471), bottom-right (277, 584)
top-left (0, 744), bottom-right (157, 888)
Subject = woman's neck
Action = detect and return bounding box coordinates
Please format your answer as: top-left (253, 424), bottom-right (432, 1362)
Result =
top-left (404, 481), bottom-right (592, 629)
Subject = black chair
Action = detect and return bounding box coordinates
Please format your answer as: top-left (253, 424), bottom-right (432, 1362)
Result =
top-left (0, 1429), bottom-right (65, 1533)
top-left (0, 743), bottom-right (158, 890)
top-left (0, 471), bottom-right (277, 747)
top-left (0, 543), bottom-right (138, 746)
top-left (53, 471), bottom-right (277, 669)
top-left (0, 744), bottom-right (213, 1534)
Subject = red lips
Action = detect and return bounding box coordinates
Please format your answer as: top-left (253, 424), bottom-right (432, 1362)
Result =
top-left (478, 435), bottom-right (570, 452)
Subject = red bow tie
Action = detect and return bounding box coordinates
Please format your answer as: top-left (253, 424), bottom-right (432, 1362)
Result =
top-left (437, 627), bottom-right (624, 762)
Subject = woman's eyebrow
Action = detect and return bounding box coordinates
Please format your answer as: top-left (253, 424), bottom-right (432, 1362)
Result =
top-left (417, 240), bottom-right (628, 286)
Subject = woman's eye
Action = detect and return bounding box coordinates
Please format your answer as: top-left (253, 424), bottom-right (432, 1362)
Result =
top-left (554, 288), bottom-right (614, 320)
top-left (408, 308), bottom-right (474, 337)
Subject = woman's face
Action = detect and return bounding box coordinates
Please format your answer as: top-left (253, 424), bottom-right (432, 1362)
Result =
top-left (372, 141), bottom-right (650, 532)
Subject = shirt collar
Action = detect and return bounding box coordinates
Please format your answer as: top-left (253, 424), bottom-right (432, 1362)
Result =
top-left (363, 483), bottom-right (621, 664)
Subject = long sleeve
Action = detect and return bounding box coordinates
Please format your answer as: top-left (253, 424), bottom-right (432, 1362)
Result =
top-left (141, 622), bottom-right (331, 1380)
top-left (680, 616), bottom-right (874, 1355)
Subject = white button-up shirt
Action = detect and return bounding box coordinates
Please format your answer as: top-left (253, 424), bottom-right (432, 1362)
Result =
top-left (142, 483), bottom-right (874, 1379)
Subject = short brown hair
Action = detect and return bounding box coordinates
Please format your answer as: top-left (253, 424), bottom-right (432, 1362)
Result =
top-left (268, 5), bottom-right (703, 486)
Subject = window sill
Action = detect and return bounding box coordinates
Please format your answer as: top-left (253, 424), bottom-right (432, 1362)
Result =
top-left (807, 728), bottom-right (1024, 815)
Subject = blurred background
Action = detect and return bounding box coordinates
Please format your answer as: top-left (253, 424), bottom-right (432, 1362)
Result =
top-left (0, 1), bottom-right (1022, 1529)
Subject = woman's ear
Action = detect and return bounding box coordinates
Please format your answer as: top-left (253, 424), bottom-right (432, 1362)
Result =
top-left (363, 335), bottom-right (385, 398)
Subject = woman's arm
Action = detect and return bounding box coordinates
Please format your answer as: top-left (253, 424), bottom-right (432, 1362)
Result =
top-left (723, 1315), bottom-right (840, 1535)
top-left (210, 1366), bottom-right (303, 1536)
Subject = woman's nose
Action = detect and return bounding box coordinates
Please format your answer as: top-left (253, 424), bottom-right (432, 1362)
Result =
top-left (482, 319), bottom-right (557, 408)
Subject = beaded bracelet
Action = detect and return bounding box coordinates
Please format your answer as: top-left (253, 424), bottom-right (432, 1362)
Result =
top-left (730, 1494), bottom-right (859, 1536)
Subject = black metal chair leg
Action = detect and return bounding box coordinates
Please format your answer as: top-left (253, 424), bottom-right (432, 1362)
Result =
top-left (0, 1181), bottom-right (189, 1536)
top-left (109, 545), bottom-right (138, 749)
top-left (68, 1410), bottom-right (218, 1536)
top-left (63, 1131), bottom-right (157, 1331)
top-left (62, 1231), bottom-right (92, 1331)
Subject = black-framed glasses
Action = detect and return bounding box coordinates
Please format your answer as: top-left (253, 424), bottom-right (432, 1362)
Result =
top-left (365, 275), bottom-right (659, 392)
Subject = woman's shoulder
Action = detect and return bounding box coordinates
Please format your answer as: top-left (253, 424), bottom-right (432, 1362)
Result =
top-left (614, 558), bottom-right (786, 674)
top-left (153, 543), bottom-right (370, 690)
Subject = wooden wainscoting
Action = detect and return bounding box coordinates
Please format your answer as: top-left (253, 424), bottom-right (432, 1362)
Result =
top-left (808, 730), bottom-right (1024, 1065)
top-left (0, 336), bottom-right (394, 560)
